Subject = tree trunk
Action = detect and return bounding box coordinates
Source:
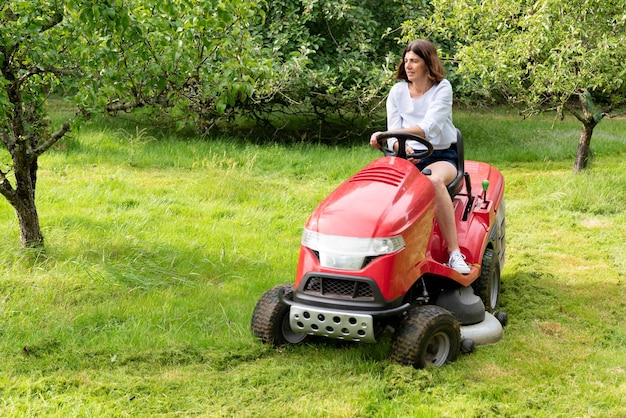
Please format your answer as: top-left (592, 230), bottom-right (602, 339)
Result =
top-left (14, 196), bottom-right (44, 248)
top-left (1, 176), bottom-right (44, 247)
top-left (571, 91), bottom-right (604, 173)
top-left (4, 138), bottom-right (46, 248)
top-left (573, 122), bottom-right (593, 173)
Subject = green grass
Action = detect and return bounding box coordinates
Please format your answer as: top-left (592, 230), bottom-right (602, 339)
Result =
top-left (0, 109), bottom-right (625, 416)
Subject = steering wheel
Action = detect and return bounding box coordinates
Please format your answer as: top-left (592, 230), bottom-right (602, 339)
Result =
top-left (375, 132), bottom-right (434, 160)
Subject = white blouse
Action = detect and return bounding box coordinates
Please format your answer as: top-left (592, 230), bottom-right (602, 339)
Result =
top-left (386, 79), bottom-right (457, 151)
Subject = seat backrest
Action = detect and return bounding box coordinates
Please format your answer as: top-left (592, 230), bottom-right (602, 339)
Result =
top-left (446, 129), bottom-right (465, 197)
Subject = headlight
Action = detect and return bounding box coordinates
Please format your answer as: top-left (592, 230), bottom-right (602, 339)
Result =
top-left (302, 229), bottom-right (405, 270)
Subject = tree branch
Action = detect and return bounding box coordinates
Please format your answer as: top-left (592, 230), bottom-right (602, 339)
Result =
top-left (0, 170), bottom-right (16, 203)
top-left (33, 120), bottom-right (71, 156)
top-left (603, 110), bottom-right (625, 118)
top-left (564, 104), bottom-right (585, 124)
top-left (0, 127), bottom-right (14, 150)
top-left (18, 66), bottom-right (74, 83)
top-left (105, 92), bottom-right (172, 114)
top-left (39, 8), bottom-right (64, 33)
top-left (106, 100), bottom-right (145, 113)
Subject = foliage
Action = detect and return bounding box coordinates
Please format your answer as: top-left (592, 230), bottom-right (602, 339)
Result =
top-left (238, 0), bottom-right (413, 137)
top-left (404, 0), bottom-right (626, 170)
top-left (63, 0), bottom-right (266, 124)
top-left (65, 0), bottom-right (419, 138)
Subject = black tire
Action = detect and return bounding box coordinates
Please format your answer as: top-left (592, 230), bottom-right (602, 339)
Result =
top-left (474, 248), bottom-right (501, 313)
top-left (251, 284), bottom-right (308, 346)
top-left (390, 305), bottom-right (461, 368)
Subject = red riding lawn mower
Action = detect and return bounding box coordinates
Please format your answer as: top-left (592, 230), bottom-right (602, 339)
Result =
top-left (251, 131), bottom-right (507, 368)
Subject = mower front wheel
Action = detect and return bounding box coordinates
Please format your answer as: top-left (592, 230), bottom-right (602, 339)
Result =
top-left (251, 284), bottom-right (308, 346)
top-left (390, 305), bottom-right (461, 368)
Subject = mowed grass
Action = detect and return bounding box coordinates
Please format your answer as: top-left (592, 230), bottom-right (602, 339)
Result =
top-left (0, 108), bottom-right (625, 416)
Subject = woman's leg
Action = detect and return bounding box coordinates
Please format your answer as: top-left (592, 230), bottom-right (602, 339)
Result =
top-left (425, 161), bottom-right (470, 273)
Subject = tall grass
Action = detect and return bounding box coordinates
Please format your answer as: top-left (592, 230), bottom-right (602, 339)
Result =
top-left (0, 108), bottom-right (624, 416)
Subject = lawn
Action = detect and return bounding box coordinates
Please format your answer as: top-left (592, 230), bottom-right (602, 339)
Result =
top-left (0, 108), bottom-right (624, 416)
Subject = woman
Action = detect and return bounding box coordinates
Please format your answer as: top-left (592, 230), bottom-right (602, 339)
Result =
top-left (369, 39), bottom-right (470, 274)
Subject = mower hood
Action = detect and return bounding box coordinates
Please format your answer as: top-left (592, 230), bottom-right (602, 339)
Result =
top-left (304, 157), bottom-right (435, 239)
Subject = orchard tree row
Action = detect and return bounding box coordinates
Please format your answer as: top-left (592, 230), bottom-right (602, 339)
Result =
top-left (0, 0), bottom-right (415, 247)
top-left (1, 0), bottom-right (625, 247)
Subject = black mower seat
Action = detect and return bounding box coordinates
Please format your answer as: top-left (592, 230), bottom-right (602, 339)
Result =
top-left (446, 129), bottom-right (465, 197)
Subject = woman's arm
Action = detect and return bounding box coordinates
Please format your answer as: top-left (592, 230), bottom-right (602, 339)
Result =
top-left (418, 80), bottom-right (453, 140)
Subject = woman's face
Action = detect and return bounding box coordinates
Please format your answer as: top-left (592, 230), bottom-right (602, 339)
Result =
top-left (403, 51), bottom-right (429, 82)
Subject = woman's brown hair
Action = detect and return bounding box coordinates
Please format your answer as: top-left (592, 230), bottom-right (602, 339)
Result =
top-left (395, 39), bottom-right (445, 83)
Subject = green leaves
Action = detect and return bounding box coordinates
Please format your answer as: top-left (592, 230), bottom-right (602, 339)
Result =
top-left (408, 0), bottom-right (626, 112)
top-left (403, 0), bottom-right (626, 170)
top-left (1, 1), bottom-right (417, 139)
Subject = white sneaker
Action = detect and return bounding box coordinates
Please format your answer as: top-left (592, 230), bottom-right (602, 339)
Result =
top-left (449, 250), bottom-right (471, 274)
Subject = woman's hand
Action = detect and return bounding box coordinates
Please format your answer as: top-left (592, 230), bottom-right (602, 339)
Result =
top-left (370, 132), bottom-right (415, 160)
top-left (369, 132), bottom-right (383, 148)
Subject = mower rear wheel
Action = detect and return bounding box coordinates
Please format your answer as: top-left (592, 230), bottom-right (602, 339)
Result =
top-left (474, 248), bottom-right (501, 313)
top-left (251, 284), bottom-right (308, 346)
top-left (390, 305), bottom-right (461, 368)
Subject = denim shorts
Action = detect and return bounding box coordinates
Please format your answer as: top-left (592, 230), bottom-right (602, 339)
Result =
top-left (415, 148), bottom-right (458, 171)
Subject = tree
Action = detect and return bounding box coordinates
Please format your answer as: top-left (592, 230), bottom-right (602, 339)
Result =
top-left (1, 1), bottom-right (72, 247)
top-left (406, 0), bottom-right (626, 172)
top-left (1, 0), bottom-right (266, 247)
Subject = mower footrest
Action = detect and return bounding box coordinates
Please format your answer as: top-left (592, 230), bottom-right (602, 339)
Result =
top-left (289, 305), bottom-right (376, 343)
